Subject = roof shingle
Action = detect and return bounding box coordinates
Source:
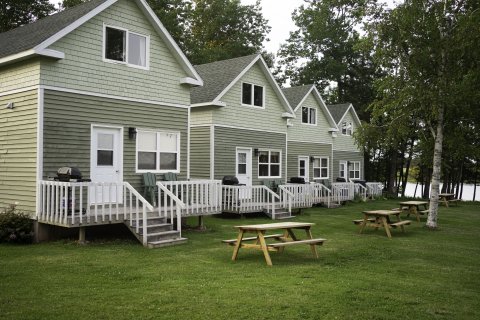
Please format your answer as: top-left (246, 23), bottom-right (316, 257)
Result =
top-left (281, 85), bottom-right (314, 109)
top-left (326, 103), bottom-right (351, 123)
top-left (0, 0), bottom-right (108, 59)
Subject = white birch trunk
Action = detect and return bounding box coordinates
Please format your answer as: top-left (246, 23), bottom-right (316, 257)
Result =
top-left (426, 104), bottom-right (444, 229)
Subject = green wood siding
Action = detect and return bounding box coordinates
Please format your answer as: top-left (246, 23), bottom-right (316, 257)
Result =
top-left (43, 90), bottom-right (188, 191)
top-left (288, 93), bottom-right (333, 144)
top-left (287, 141), bottom-right (332, 183)
top-left (42, 0), bottom-right (191, 106)
top-left (190, 126), bottom-right (211, 179)
top-left (190, 107), bottom-right (214, 126)
top-left (334, 111), bottom-right (359, 151)
top-left (214, 126), bottom-right (286, 185)
top-left (0, 60), bottom-right (40, 93)
top-left (0, 90), bottom-right (38, 213)
top-left (332, 150), bottom-right (364, 181)
top-left (213, 63), bottom-right (287, 132)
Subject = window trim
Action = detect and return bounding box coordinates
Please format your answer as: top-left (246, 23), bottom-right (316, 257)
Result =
top-left (103, 24), bottom-right (150, 70)
top-left (135, 129), bottom-right (180, 173)
top-left (348, 161), bottom-right (361, 180)
top-left (301, 107), bottom-right (317, 126)
top-left (258, 149), bottom-right (282, 178)
top-left (241, 82), bottom-right (265, 108)
top-left (341, 121), bottom-right (353, 136)
top-left (313, 157), bottom-right (329, 180)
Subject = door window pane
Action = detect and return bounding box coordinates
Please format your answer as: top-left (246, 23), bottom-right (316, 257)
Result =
top-left (238, 164), bottom-right (247, 174)
top-left (98, 133), bottom-right (113, 150)
top-left (238, 153), bottom-right (246, 163)
top-left (105, 27), bottom-right (125, 62)
top-left (97, 150), bottom-right (113, 166)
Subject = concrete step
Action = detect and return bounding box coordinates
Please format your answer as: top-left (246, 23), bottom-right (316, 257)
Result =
top-left (148, 237), bottom-right (188, 248)
top-left (273, 211), bottom-right (294, 220)
top-left (146, 230), bottom-right (182, 242)
top-left (135, 223), bottom-right (173, 235)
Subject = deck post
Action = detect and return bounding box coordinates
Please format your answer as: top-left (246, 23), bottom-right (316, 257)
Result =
top-left (78, 227), bottom-right (86, 243)
top-left (198, 216), bottom-right (205, 230)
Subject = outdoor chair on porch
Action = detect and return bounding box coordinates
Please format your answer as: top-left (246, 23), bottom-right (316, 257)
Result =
top-left (142, 172), bottom-right (157, 206)
top-left (163, 172), bottom-right (178, 181)
top-left (262, 179), bottom-right (283, 193)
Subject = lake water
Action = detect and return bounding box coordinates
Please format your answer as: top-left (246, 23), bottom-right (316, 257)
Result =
top-left (403, 182), bottom-right (480, 202)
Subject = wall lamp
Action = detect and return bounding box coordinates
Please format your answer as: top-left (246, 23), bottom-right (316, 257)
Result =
top-left (5, 102), bottom-right (14, 109)
top-left (310, 156), bottom-right (315, 163)
top-left (128, 127), bottom-right (137, 140)
top-left (254, 148), bottom-right (259, 156)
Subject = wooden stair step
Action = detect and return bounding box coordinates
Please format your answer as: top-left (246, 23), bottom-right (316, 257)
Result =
top-left (148, 237), bottom-right (188, 248)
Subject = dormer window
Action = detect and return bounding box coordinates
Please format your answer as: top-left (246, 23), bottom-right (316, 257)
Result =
top-left (242, 83), bottom-right (264, 107)
top-left (301, 107), bottom-right (316, 125)
top-left (104, 25), bottom-right (149, 69)
top-left (342, 121), bottom-right (353, 135)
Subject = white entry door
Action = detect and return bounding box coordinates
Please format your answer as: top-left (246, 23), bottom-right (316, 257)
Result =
top-left (339, 161), bottom-right (348, 180)
top-left (90, 126), bottom-right (123, 204)
top-left (298, 156), bottom-right (309, 182)
top-left (236, 148), bottom-right (252, 186)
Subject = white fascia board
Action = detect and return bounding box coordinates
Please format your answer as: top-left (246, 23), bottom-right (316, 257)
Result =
top-left (135, 0), bottom-right (203, 86)
top-left (282, 112), bottom-right (295, 118)
top-left (180, 77), bottom-right (203, 86)
top-left (0, 50), bottom-right (36, 66)
top-left (312, 86), bottom-right (339, 130)
top-left (0, 48), bottom-right (65, 67)
top-left (328, 128), bottom-right (339, 132)
top-left (191, 101), bottom-right (226, 108)
top-left (35, 0), bottom-right (118, 51)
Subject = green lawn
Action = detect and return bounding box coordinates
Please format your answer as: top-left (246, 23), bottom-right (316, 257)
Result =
top-left (1, 200), bottom-right (479, 320)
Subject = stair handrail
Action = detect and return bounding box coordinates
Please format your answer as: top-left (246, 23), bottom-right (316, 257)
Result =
top-left (260, 186), bottom-right (280, 219)
top-left (156, 182), bottom-right (186, 236)
top-left (124, 182), bottom-right (154, 245)
top-left (277, 185), bottom-right (294, 215)
top-left (311, 183), bottom-right (331, 208)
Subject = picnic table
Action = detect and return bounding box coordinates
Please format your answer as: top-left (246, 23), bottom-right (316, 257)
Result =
top-left (357, 210), bottom-right (411, 239)
top-left (222, 222), bottom-right (326, 266)
top-left (398, 200), bottom-right (429, 222)
top-left (439, 193), bottom-right (458, 207)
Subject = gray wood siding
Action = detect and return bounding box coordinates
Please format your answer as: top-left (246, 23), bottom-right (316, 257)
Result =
top-left (43, 90), bottom-right (188, 191)
top-left (214, 126), bottom-right (286, 185)
top-left (214, 63), bottom-right (288, 132)
top-left (288, 93), bottom-right (333, 144)
top-left (0, 90), bottom-right (38, 213)
top-left (334, 111), bottom-right (359, 151)
top-left (190, 126), bottom-right (211, 179)
top-left (332, 150), bottom-right (364, 181)
top-left (42, 0), bottom-right (191, 106)
top-left (0, 59), bottom-right (40, 93)
top-left (287, 141), bottom-right (332, 183)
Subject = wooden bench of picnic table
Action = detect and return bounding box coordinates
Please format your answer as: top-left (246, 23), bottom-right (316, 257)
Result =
top-left (267, 238), bottom-right (326, 249)
top-left (353, 218), bottom-right (376, 225)
top-left (448, 199), bottom-right (460, 206)
top-left (389, 220), bottom-right (411, 227)
top-left (222, 234), bottom-right (284, 245)
top-left (419, 209), bottom-right (429, 214)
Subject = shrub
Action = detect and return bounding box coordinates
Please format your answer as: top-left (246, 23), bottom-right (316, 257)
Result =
top-left (0, 204), bottom-right (34, 244)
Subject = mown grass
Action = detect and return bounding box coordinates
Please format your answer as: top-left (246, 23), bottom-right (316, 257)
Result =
top-left (1, 200), bottom-right (479, 319)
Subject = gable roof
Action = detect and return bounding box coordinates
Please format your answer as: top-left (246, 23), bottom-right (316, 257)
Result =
top-left (0, 0), bottom-right (107, 60)
top-left (0, 0), bottom-right (202, 85)
top-left (191, 54), bottom-right (294, 115)
top-left (327, 103), bottom-right (361, 126)
top-left (282, 85), bottom-right (337, 129)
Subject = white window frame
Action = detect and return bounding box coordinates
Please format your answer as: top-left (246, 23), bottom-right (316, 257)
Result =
top-left (258, 149), bottom-right (282, 178)
top-left (301, 107), bottom-right (317, 126)
top-left (136, 129), bottom-right (180, 173)
top-left (349, 161), bottom-right (361, 180)
top-left (341, 121), bottom-right (353, 136)
top-left (241, 82), bottom-right (265, 108)
top-left (103, 24), bottom-right (150, 70)
top-left (313, 157), bottom-right (329, 179)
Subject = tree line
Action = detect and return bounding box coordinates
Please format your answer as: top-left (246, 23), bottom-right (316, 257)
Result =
top-left (1, 0), bottom-right (479, 228)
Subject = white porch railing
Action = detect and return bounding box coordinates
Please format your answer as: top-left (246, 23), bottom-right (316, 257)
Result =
top-left (222, 185), bottom-right (280, 217)
top-left (353, 183), bottom-right (367, 200)
top-left (157, 180), bottom-right (222, 217)
top-left (331, 182), bottom-right (355, 203)
top-left (366, 182), bottom-right (384, 197)
top-left (278, 183), bottom-right (331, 209)
top-left (156, 182), bottom-right (186, 236)
top-left (37, 181), bottom-right (154, 245)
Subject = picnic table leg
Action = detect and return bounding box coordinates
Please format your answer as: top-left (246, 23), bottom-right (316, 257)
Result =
top-left (359, 215), bottom-right (369, 234)
top-left (257, 231), bottom-right (273, 266)
top-left (231, 230), bottom-right (244, 261)
top-left (305, 227), bottom-right (319, 259)
top-left (410, 206), bottom-right (420, 222)
top-left (381, 217), bottom-right (392, 239)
